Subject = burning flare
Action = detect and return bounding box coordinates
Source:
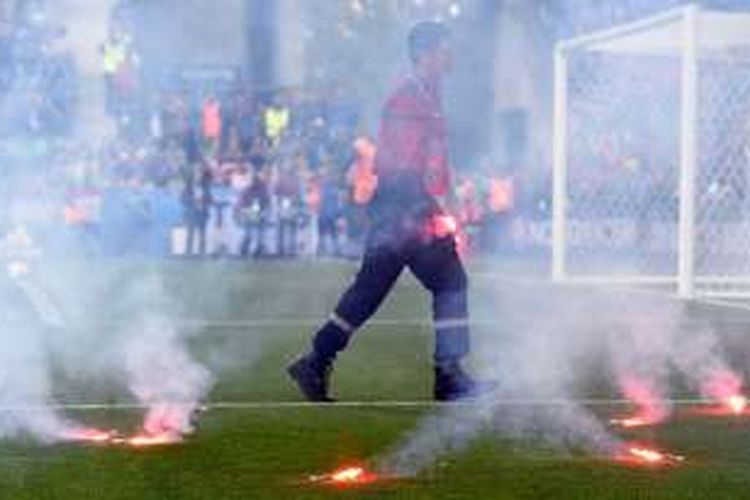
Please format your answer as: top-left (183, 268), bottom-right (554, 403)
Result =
top-left (615, 443), bottom-right (685, 467)
top-left (332, 467), bottom-right (366, 483)
top-left (308, 465), bottom-right (380, 487)
top-left (119, 431), bottom-right (183, 447)
top-left (690, 394), bottom-right (749, 417)
top-left (609, 413), bottom-right (664, 429)
top-left (59, 427), bottom-right (119, 444)
top-left (614, 376), bottom-right (670, 428)
top-left (726, 395), bottom-right (747, 415)
top-left (113, 405), bottom-right (202, 448)
top-left (701, 371), bottom-right (747, 413)
top-left (690, 371), bottom-right (749, 416)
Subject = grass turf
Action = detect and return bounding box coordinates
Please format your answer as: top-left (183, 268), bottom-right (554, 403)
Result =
top-left (2, 259), bottom-right (750, 499)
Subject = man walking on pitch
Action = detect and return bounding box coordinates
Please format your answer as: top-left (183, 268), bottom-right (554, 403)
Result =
top-left (288, 21), bottom-right (493, 402)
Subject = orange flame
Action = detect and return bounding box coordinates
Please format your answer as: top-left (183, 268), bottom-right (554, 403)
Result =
top-left (120, 431), bottom-right (183, 447)
top-left (726, 395), bottom-right (747, 415)
top-left (332, 467), bottom-right (366, 483)
top-left (629, 447), bottom-right (666, 464)
top-left (308, 465), bottom-right (379, 487)
top-left (615, 443), bottom-right (685, 467)
top-left (59, 428), bottom-right (118, 444)
top-left (689, 393), bottom-right (749, 417)
top-left (609, 414), bottom-right (663, 429)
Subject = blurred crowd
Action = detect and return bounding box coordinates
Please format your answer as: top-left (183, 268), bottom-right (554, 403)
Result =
top-left (0, 1), bottom-right (76, 137)
top-left (0, 1), bottom-right (537, 261)
top-left (52, 84), bottom-right (519, 259)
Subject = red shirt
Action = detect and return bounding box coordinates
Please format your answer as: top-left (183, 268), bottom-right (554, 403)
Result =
top-left (374, 77), bottom-right (450, 197)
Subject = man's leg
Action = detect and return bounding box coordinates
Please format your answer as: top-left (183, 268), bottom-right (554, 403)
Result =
top-left (408, 236), bottom-right (470, 364)
top-left (288, 243), bottom-right (404, 401)
top-left (408, 236), bottom-right (493, 400)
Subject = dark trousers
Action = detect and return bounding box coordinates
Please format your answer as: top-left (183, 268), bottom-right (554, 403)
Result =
top-left (313, 229), bottom-right (470, 366)
top-left (186, 213), bottom-right (207, 256)
top-left (277, 219), bottom-right (297, 257)
top-left (240, 220), bottom-right (267, 257)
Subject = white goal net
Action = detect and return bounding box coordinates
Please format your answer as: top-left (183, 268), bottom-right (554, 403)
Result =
top-left (552, 5), bottom-right (750, 299)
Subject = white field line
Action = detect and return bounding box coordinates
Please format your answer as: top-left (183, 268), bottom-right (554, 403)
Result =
top-left (92, 272), bottom-right (750, 329)
top-left (0, 398), bottom-right (726, 412)
top-left (172, 318), bottom-right (433, 328)
top-left (111, 314), bottom-right (750, 329)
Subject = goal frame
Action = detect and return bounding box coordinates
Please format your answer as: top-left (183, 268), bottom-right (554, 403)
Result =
top-left (552, 4), bottom-right (750, 299)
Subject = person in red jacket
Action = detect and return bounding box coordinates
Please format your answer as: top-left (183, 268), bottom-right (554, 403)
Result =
top-left (288, 21), bottom-right (494, 402)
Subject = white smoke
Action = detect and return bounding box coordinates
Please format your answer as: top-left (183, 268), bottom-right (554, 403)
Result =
top-left (0, 220), bottom-right (213, 442)
top-left (121, 311), bottom-right (212, 437)
top-left (0, 252), bottom-right (97, 442)
top-left (606, 295), bottom-right (677, 424)
top-left (101, 270), bottom-right (213, 438)
top-left (377, 282), bottom-right (743, 476)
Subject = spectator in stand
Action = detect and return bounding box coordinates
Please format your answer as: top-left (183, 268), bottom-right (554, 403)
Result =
top-left (300, 157), bottom-right (321, 257)
top-left (202, 94), bottom-right (222, 156)
top-left (207, 160), bottom-right (235, 256)
top-left (317, 163), bottom-right (343, 257)
top-left (148, 92), bottom-right (165, 145)
top-left (182, 124), bottom-right (202, 169)
top-left (221, 126), bottom-right (244, 163)
top-left (102, 28), bottom-right (129, 115)
top-left (274, 155), bottom-right (302, 257)
top-left (236, 161), bottom-right (271, 258)
top-left (247, 135), bottom-right (269, 168)
top-left (163, 91), bottom-right (190, 143)
top-left (111, 45), bottom-right (140, 138)
top-left (181, 165), bottom-right (211, 257)
top-left (264, 92), bottom-right (290, 148)
top-left (237, 92), bottom-right (258, 153)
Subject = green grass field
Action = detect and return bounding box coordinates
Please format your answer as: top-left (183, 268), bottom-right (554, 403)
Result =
top-left (3, 259), bottom-right (750, 499)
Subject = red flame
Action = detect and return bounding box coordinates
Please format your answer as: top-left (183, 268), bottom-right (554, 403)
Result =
top-left (614, 376), bottom-right (670, 428)
top-left (694, 371), bottom-right (748, 416)
top-left (689, 395), bottom-right (749, 417)
top-left (308, 465), bottom-right (379, 487)
top-left (615, 443), bottom-right (685, 467)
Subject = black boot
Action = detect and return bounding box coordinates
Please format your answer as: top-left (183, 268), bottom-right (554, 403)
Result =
top-left (434, 363), bottom-right (496, 402)
top-left (287, 353), bottom-right (335, 402)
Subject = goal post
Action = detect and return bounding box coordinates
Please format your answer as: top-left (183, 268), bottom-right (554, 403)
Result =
top-left (552, 4), bottom-right (750, 299)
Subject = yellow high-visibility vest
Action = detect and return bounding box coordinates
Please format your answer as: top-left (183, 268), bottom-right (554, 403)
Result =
top-left (103, 41), bottom-right (127, 74)
top-left (264, 107), bottom-right (290, 140)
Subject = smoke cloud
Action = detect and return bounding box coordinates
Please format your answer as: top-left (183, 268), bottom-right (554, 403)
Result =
top-left (378, 282), bottom-right (744, 476)
top-left (0, 219), bottom-right (214, 442)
